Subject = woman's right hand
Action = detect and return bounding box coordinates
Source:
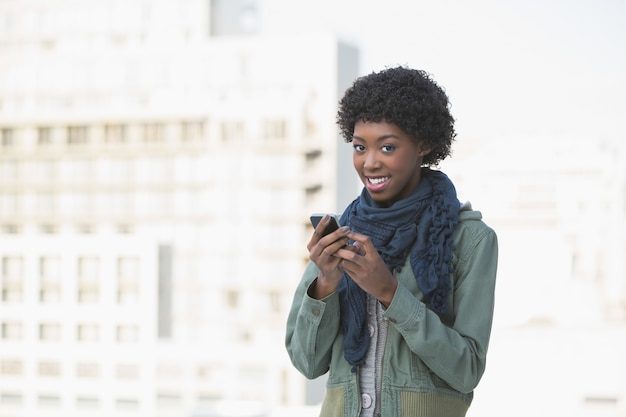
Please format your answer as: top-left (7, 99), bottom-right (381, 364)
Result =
top-left (307, 215), bottom-right (351, 299)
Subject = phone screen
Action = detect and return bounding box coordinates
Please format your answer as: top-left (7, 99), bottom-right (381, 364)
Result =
top-left (310, 214), bottom-right (340, 237)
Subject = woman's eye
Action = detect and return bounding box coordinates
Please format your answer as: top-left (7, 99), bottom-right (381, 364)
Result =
top-left (353, 144), bottom-right (365, 152)
top-left (381, 145), bottom-right (396, 153)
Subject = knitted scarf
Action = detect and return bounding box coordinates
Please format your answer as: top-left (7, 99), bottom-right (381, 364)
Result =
top-left (337, 168), bottom-right (459, 369)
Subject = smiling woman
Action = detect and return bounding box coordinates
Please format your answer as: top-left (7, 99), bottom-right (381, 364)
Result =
top-left (285, 66), bottom-right (499, 417)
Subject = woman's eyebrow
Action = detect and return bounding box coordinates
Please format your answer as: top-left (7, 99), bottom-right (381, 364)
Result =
top-left (352, 134), bottom-right (400, 142)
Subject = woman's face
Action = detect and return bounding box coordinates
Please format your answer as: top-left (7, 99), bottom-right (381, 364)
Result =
top-left (352, 120), bottom-right (430, 207)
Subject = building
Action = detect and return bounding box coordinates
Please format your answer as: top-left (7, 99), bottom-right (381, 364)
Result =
top-left (443, 134), bottom-right (626, 417)
top-left (0, 1), bottom-right (360, 416)
top-left (444, 134), bottom-right (626, 326)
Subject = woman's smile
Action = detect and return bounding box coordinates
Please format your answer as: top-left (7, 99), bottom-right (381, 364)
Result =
top-left (366, 176), bottom-right (391, 191)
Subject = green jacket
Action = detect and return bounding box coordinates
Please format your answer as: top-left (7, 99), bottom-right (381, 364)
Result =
top-left (285, 209), bottom-right (498, 417)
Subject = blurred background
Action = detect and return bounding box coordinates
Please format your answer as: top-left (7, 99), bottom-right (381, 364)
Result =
top-left (0, 0), bottom-right (624, 416)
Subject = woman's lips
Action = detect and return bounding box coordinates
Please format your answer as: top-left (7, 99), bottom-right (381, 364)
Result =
top-left (366, 176), bottom-right (390, 192)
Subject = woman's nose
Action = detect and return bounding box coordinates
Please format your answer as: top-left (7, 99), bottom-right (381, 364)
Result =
top-left (363, 151), bottom-right (380, 169)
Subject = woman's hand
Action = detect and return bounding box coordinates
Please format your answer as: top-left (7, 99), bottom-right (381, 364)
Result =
top-left (336, 231), bottom-right (398, 307)
top-left (307, 215), bottom-right (352, 299)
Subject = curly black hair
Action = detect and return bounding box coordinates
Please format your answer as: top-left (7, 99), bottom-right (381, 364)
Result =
top-left (336, 66), bottom-right (456, 166)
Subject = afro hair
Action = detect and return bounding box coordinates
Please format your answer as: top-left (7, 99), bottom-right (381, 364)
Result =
top-left (336, 66), bottom-right (456, 166)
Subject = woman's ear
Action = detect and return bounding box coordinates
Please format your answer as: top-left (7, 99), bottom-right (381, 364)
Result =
top-left (417, 141), bottom-right (432, 157)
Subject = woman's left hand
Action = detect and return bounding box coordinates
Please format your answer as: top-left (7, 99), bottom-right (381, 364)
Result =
top-left (336, 231), bottom-right (398, 307)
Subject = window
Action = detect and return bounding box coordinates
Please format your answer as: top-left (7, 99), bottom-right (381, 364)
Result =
top-left (197, 393), bottom-right (220, 408)
top-left (0, 359), bottom-right (22, 375)
top-left (238, 330), bottom-right (252, 342)
top-left (39, 224), bottom-right (58, 235)
top-left (38, 394), bottom-right (61, 407)
top-left (143, 123), bottom-right (164, 143)
top-left (0, 159), bottom-right (18, 181)
top-left (35, 192), bottom-right (57, 215)
top-left (116, 364), bottom-right (139, 380)
top-left (41, 39), bottom-right (55, 50)
top-left (1, 224), bottom-right (20, 234)
top-left (136, 156), bottom-right (170, 182)
top-left (104, 124), bottom-right (126, 143)
top-left (108, 191), bottom-right (132, 215)
top-left (1, 322), bottom-right (22, 340)
top-left (220, 120), bottom-right (244, 142)
top-left (70, 191), bottom-right (96, 216)
top-left (117, 257), bottom-right (139, 303)
top-left (33, 159), bottom-right (58, 182)
top-left (37, 127), bottom-right (53, 145)
top-left (261, 119), bottom-right (287, 140)
top-left (156, 392), bottom-right (181, 408)
top-left (225, 289), bottom-right (239, 309)
top-left (67, 126), bottom-right (88, 145)
top-left (0, 392), bottom-right (22, 406)
top-left (40, 256), bottom-right (61, 303)
top-left (304, 149), bottom-right (322, 168)
top-left (304, 184), bottom-right (322, 203)
top-left (118, 257), bottom-right (139, 279)
top-left (107, 157), bottom-right (133, 181)
top-left (303, 91), bottom-right (320, 137)
top-left (77, 257), bottom-right (99, 303)
top-left (1, 256), bottom-right (23, 302)
top-left (76, 362), bottom-right (99, 378)
top-left (156, 363), bottom-right (182, 379)
top-left (1, 128), bottom-right (15, 147)
top-left (0, 193), bottom-right (18, 216)
top-left (65, 158), bottom-right (95, 181)
top-left (181, 120), bottom-right (205, 142)
top-left (77, 324), bottom-right (99, 342)
top-left (116, 224), bottom-right (134, 234)
top-left (116, 325), bottom-right (139, 343)
top-left (77, 224), bottom-right (95, 234)
top-left (38, 361), bottom-right (61, 376)
top-left (116, 398), bottom-right (139, 410)
top-left (239, 366), bottom-right (266, 383)
top-left (39, 323), bottom-right (61, 341)
top-left (268, 290), bottom-right (281, 313)
top-left (136, 190), bottom-right (169, 215)
top-left (76, 396), bottom-right (99, 409)
top-left (196, 365), bottom-right (212, 379)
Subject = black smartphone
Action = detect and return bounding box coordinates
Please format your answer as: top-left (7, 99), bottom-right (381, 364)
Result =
top-left (310, 214), bottom-right (340, 237)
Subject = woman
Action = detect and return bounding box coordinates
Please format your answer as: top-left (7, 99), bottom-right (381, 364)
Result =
top-left (285, 66), bottom-right (498, 417)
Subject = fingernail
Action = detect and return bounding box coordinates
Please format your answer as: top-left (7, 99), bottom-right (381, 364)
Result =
top-left (340, 226), bottom-right (350, 233)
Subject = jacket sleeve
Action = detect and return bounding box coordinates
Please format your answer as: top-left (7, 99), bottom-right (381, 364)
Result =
top-left (285, 261), bottom-right (342, 379)
top-left (382, 221), bottom-right (498, 394)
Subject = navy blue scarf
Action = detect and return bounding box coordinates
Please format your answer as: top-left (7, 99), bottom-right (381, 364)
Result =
top-left (337, 168), bottom-right (459, 369)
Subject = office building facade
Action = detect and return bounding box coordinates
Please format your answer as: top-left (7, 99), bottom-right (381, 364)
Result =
top-left (0, 1), bottom-right (360, 416)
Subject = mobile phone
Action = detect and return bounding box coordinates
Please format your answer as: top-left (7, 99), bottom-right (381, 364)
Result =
top-left (310, 214), bottom-right (340, 237)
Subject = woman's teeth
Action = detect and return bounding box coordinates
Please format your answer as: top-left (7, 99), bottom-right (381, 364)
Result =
top-left (369, 177), bottom-right (389, 184)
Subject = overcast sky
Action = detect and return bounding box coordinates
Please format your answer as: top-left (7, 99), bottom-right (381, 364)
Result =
top-left (261, 0), bottom-right (626, 141)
